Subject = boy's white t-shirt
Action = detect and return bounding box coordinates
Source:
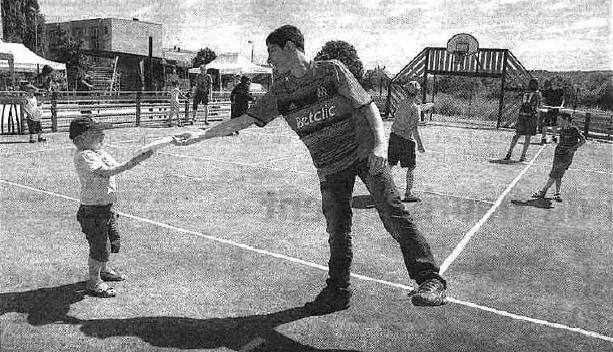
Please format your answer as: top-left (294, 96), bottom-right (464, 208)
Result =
top-left (74, 149), bottom-right (119, 205)
top-left (24, 96), bottom-right (42, 121)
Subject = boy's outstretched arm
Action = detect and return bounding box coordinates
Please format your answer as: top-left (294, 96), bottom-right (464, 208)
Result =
top-left (173, 114), bottom-right (257, 146)
top-left (94, 150), bottom-right (154, 177)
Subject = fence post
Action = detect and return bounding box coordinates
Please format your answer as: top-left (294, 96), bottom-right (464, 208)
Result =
top-left (583, 112), bottom-right (591, 138)
top-left (136, 91), bottom-right (141, 126)
top-left (19, 101), bottom-right (26, 135)
top-left (51, 91), bottom-right (58, 132)
top-left (184, 96), bottom-right (190, 124)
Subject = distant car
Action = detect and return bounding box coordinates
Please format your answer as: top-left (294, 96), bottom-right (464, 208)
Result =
top-left (249, 83), bottom-right (267, 94)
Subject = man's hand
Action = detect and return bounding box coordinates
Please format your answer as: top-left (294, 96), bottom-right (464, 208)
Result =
top-left (368, 144), bottom-right (388, 175)
top-left (172, 131), bottom-right (201, 146)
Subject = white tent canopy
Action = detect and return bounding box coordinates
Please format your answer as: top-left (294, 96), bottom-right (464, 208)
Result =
top-left (0, 40), bottom-right (66, 73)
top-left (188, 53), bottom-right (271, 75)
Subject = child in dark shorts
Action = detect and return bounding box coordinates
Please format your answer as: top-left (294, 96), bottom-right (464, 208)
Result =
top-left (70, 116), bottom-right (153, 297)
top-left (532, 112), bottom-right (585, 202)
top-left (504, 78), bottom-right (542, 162)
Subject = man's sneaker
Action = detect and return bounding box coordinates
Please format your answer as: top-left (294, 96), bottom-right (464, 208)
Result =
top-left (541, 138), bottom-right (547, 145)
top-left (410, 279), bottom-right (447, 306)
top-left (303, 286), bottom-right (351, 315)
top-left (553, 193), bottom-right (563, 202)
top-left (532, 190), bottom-right (546, 198)
top-left (552, 136), bottom-right (558, 143)
top-left (519, 155), bottom-right (526, 162)
top-left (503, 153), bottom-right (511, 161)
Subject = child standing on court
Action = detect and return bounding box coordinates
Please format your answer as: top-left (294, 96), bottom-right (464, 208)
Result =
top-left (504, 78), bottom-right (542, 162)
top-left (70, 116), bottom-right (153, 297)
top-left (168, 80), bottom-right (187, 127)
top-left (388, 81), bottom-right (430, 202)
top-left (23, 84), bottom-right (46, 143)
top-left (532, 112), bottom-right (585, 202)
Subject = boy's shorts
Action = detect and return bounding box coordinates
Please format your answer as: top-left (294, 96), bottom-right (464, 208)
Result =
top-left (192, 91), bottom-right (209, 110)
top-left (27, 118), bottom-right (42, 134)
top-left (515, 113), bottom-right (537, 136)
top-left (76, 204), bottom-right (120, 262)
top-left (388, 132), bottom-right (416, 169)
top-left (549, 151), bottom-right (574, 179)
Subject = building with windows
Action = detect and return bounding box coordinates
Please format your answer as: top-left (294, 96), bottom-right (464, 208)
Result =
top-left (45, 18), bottom-right (164, 91)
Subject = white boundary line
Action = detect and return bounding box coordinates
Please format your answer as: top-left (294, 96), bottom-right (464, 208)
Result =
top-left (439, 146), bottom-right (546, 275)
top-left (1, 177), bottom-right (612, 344)
top-left (414, 189), bottom-right (495, 205)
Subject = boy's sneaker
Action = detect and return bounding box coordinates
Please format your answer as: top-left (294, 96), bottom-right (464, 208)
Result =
top-left (552, 136), bottom-right (558, 143)
top-left (100, 268), bottom-right (125, 282)
top-left (37, 137), bottom-right (46, 142)
top-left (410, 279), bottom-right (447, 306)
top-left (553, 193), bottom-right (563, 202)
top-left (519, 155), bottom-right (526, 162)
top-left (541, 138), bottom-right (547, 145)
top-left (532, 190), bottom-right (546, 198)
top-left (402, 195), bottom-right (421, 203)
top-left (303, 286), bottom-right (351, 315)
top-left (29, 139), bottom-right (36, 143)
top-left (503, 153), bottom-right (511, 161)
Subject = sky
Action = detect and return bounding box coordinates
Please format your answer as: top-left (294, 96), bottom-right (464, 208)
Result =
top-left (38, 0), bottom-right (612, 73)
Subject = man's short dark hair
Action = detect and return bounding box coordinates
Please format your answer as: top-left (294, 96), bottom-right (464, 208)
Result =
top-left (266, 25), bottom-right (304, 52)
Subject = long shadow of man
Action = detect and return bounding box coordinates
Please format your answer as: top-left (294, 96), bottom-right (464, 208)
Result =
top-left (0, 281), bottom-right (86, 325)
top-left (78, 306), bottom-right (362, 351)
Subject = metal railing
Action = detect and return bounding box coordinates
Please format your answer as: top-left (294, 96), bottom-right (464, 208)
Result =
top-left (1, 90), bottom-right (267, 134)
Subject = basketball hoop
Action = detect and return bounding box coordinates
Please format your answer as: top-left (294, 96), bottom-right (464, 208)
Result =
top-left (447, 33), bottom-right (479, 67)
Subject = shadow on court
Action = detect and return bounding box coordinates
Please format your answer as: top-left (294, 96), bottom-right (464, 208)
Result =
top-left (489, 159), bottom-right (522, 165)
top-left (0, 281), bottom-right (86, 325)
top-left (77, 307), bottom-right (362, 351)
top-left (510, 198), bottom-right (554, 209)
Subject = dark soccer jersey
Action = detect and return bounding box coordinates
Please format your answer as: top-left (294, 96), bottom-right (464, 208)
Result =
top-left (556, 126), bottom-right (582, 154)
top-left (542, 88), bottom-right (565, 106)
top-left (246, 60), bottom-right (374, 179)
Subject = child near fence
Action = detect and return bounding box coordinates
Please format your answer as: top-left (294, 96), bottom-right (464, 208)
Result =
top-left (168, 81), bottom-right (187, 127)
top-left (23, 84), bottom-right (46, 143)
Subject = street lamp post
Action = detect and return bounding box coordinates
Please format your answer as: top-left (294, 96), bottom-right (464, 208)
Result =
top-left (248, 40), bottom-right (254, 63)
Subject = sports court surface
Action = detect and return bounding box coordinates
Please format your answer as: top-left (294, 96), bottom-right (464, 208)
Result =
top-left (1, 119), bottom-right (612, 351)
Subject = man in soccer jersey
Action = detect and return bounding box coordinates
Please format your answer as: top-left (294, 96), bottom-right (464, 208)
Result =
top-left (174, 25), bottom-right (447, 313)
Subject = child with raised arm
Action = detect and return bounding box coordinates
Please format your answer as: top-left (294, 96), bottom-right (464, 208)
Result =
top-left (70, 116), bottom-right (153, 297)
top-left (532, 112), bottom-right (585, 202)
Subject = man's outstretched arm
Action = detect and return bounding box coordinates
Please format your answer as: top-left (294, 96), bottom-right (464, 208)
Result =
top-left (174, 114), bottom-right (257, 145)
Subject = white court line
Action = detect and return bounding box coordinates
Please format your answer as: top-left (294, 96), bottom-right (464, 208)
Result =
top-left (439, 146), bottom-right (546, 275)
top-left (21, 145), bottom-right (74, 155)
top-left (414, 189), bottom-right (495, 205)
top-left (1, 177), bottom-right (612, 344)
top-left (252, 153), bottom-right (310, 166)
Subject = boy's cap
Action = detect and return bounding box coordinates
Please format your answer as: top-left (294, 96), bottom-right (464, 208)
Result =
top-left (69, 116), bottom-right (112, 139)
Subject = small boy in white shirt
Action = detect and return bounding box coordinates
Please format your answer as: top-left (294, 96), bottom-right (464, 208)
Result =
top-left (70, 116), bottom-right (153, 297)
top-left (168, 80), bottom-right (187, 127)
top-left (23, 84), bottom-right (46, 143)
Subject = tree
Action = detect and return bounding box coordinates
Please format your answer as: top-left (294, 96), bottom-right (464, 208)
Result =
top-left (193, 47), bottom-right (217, 68)
top-left (52, 27), bottom-right (82, 65)
top-left (314, 40), bottom-right (364, 82)
top-left (1, 0), bottom-right (47, 54)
